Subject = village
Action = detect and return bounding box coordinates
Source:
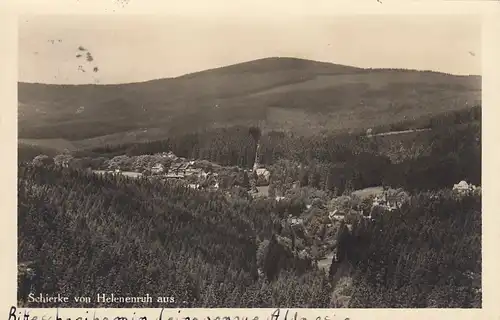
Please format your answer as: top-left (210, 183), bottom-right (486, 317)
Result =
top-left (92, 149), bottom-right (480, 227)
top-left (86, 145), bottom-right (482, 272)
top-left (92, 150), bottom-right (271, 192)
top-left (25, 139), bottom-right (482, 306)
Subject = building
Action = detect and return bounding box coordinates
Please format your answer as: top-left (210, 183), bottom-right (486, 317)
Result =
top-left (372, 190), bottom-right (407, 212)
top-left (453, 180), bottom-right (477, 195)
top-left (169, 161), bottom-right (202, 176)
top-left (165, 173), bottom-right (185, 179)
top-left (209, 181), bottom-right (220, 191)
top-left (161, 151), bottom-right (178, 161)
top-left (255, 168), bottom-right (271, 185)
top-left (290, 217), bottom-right (304, 226)
top-left (329, 210), bottom-right (345, 221)
top-left (185, 167), bottom-right (203, 177)
top-left (151, 163), bottom-right (165, 174)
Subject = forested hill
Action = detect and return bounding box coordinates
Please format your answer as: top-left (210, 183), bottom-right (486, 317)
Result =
top-left (17, 165), bottom-right (328, 307)
top-left (18, 57), bottom-right (481, 143)
top-left (18, 113), bottom-right (481, 307)
top-left (18, 163), bottom-right (481, 308)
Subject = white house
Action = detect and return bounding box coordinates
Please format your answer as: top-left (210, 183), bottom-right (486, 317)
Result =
top-left (290, 217), bottom-right (304, 226)
top-left (329, 209), bottom-right (347, 221)
top-left (256, 168), bottom-right (270, 179)
top-left (328, 210), bottom-right (338, 220)
top-left (453, 180), bottom-right (477, 192)
top-left (254, 168), bottom-right (271, 186)
top-left (151, 163), bottom-right (165, 174)
top-left (188, 184), bottom-right (201, 190)
top-left (165, 151), bottom-right (178, 161)
top-left (453, 180), bottom-right (469, 191)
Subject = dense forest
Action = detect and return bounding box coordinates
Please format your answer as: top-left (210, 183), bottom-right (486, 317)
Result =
top-left (17, 106), bottom-right (481, 308)
top-left (69, 106), bottom-right (481, 193)
top-left (18, 165), bottom-right (480, 308)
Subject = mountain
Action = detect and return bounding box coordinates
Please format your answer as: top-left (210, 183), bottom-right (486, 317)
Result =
top-left (18, 57), bottom-right (481, 148)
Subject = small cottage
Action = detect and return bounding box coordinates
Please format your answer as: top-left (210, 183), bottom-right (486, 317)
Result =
top-left (151, 163), bottom-right (165, 174)
top-left (290, 217), bottom-right (304, 226)
top-left (453, 180), bottom-right (477, 194)
top-left (254, 167), bottom-right (271, 186)
top-left (329, 210), bottom-right (345, 222)
top-left (188, 183), bottom-right (201, 190)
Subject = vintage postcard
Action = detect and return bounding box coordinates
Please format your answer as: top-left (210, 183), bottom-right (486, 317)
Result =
top-left (1, 0), bottom-right (500, 319)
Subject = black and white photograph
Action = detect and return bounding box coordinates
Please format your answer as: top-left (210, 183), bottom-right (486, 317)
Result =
top-left (17, 14), bottom-right (482, 308)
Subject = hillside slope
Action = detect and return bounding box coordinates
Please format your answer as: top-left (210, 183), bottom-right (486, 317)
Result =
top-left (18, 57), bottom-right (481, 143)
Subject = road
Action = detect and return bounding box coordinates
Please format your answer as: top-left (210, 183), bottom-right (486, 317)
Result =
top-left (368, 128), bottom-right (431, 137)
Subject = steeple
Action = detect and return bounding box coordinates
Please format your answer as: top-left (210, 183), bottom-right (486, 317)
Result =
top-left (253, 142), bottom-right (261, 172)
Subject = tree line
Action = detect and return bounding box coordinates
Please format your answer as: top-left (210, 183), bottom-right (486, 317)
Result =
top-left (72, 108), bottom-right (480, 194)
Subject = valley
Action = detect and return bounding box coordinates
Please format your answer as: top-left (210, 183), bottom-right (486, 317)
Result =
top-left (17, 58), bottom-right (482, 308)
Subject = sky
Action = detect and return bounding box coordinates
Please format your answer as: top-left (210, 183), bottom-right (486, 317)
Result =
top-left (18, 14), bottom-right (482, 84)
